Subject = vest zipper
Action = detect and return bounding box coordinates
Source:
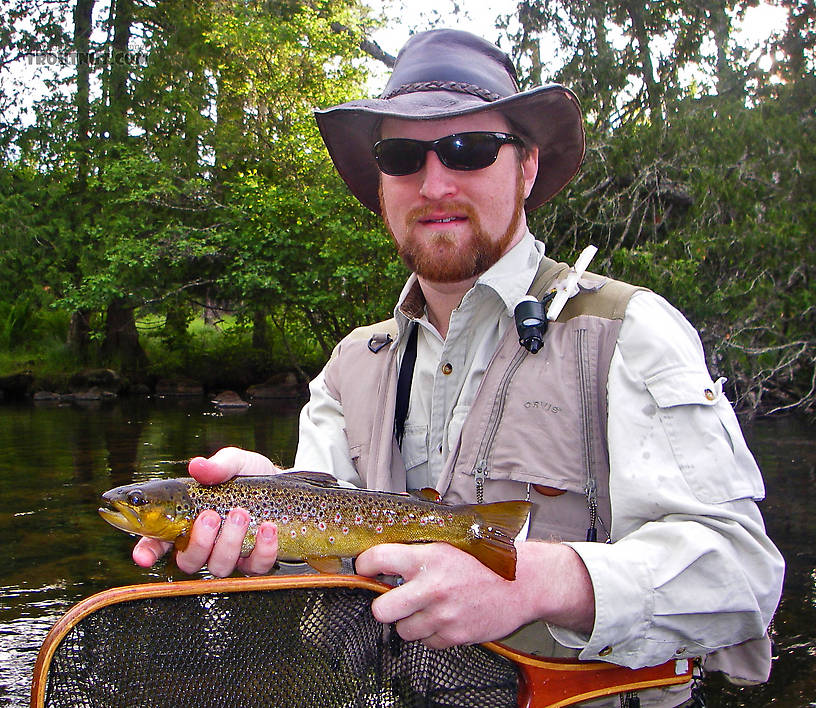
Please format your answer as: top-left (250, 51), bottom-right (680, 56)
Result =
top-left (576, 328), bottom-right (599, 541)
top-left (471, 347), bottom-right (528, 503)
top-left (474, 459), bottom-right (488, 504)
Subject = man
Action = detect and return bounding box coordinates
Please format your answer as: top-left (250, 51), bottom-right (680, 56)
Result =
top-left (134, 30), bottom-right (783, 706)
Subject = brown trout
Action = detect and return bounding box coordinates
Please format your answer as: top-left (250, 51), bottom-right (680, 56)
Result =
top-left (99, 471), bottom-right (531, 580)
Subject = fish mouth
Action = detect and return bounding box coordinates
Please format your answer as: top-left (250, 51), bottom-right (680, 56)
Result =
top-left (98, 500), bottom-right (143, 535)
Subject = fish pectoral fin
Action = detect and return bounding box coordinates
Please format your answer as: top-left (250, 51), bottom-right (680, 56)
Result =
top-left (174, 532), bottom-right (190, 552)
top-left (305, 556), bottom-right (344, 574)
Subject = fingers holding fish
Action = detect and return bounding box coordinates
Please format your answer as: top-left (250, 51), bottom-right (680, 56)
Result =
top-left (354, 542), bottom-right (428, 585)
top-left (235, 522), bottom-right (279, 576)
top-left (189, 446), bottom-right (279, 485)
top-left (363, 541), bottom-right (520, 648)
top-left (205, 508), bottom-right (252, 577)
top-left (132, 536), bottom-right (172, 568)
top-left (174, 510), bottom-right (222, 574)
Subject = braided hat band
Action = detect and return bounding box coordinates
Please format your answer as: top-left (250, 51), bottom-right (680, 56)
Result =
top-left (382, 81), bottom-right (503, 103)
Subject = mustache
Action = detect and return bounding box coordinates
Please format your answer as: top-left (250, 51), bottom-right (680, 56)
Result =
top-left (405, 201), bottom-right (477, 227)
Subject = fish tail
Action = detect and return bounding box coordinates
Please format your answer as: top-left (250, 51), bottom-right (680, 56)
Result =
top-left (460, 501), bottom-right (532, 581)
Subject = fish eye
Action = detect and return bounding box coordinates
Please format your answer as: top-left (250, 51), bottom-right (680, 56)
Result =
top-left (127, 490), bottom-right (149, 506)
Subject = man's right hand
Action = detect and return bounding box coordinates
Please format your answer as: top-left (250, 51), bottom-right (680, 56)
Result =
top-left (131, 447), bottom-right (281, 577)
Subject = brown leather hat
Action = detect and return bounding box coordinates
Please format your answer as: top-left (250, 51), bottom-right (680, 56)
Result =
top-left (314, 29), bottom-right (585, 215)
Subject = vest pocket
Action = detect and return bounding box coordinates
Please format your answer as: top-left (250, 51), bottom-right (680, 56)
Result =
top-left (400, 424), bottom-right (429, 471)
top-left (644, 370), bottom-right (765, 504)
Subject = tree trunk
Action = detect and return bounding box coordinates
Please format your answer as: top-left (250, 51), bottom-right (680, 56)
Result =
top-left (625, 2), bottom-right (663, 127)
top-left (252, 309), bottom-right (268, 349)
top-left (102, 298), bottom-right (147, 369)
top-left (107, 0), bottom-right (132, 146)
top-left (709, 1), bottom-right (742, 99)
top-left (67, 309), bottom-right (92, 361)
top-left (73, 0), bottom-right (94, 188)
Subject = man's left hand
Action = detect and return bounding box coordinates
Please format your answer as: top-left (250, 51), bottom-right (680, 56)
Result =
top-left (355, 539), bottom-right (595, 649)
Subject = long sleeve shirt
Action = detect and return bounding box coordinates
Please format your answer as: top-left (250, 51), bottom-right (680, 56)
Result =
top-left (294, 231), bottom-right (784, 675)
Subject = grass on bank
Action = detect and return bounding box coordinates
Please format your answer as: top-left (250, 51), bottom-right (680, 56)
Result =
top-left (0, 307), bottom-right (326, 394)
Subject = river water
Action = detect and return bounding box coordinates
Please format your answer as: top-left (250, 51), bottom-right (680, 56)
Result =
top-left (0, 398), bottom-right (813, 706)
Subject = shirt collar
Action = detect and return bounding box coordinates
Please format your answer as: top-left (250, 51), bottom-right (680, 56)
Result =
top-left (393, 230), bottom-right (545, 336)
top-left (474, 230), bottom-right (545, 317)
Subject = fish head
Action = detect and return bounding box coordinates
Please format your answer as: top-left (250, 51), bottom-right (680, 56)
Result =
top-left (99, 478), bottom-right (193, 542)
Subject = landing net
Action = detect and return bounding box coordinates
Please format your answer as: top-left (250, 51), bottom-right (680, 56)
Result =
top-left (42, 584), bottom-right (519, 707)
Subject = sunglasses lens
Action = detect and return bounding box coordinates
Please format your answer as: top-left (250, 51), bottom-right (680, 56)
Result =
top-left (437, 133), bottom-right (500, 170)
top-left (373, 140), bottom-right (425, 176)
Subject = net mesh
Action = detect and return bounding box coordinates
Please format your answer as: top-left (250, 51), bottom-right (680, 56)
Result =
top-left (44, 586), bottom-right (519, 707)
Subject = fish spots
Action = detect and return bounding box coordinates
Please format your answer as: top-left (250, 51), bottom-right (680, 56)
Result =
top-left (354, 514), bottom-right (364, 525)
top-left (375, 525), bottom-right (383, 534)
top-left (334, 513), bottom-right (342, 523)
top-left (290, 529), bottom-right (297, 539)
top-left (341, 526), bottom-right (349, 535)
top-left (317, 521), bottom-right (327, 532)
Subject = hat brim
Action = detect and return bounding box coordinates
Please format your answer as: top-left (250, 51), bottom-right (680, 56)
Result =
top-left (315, 85), bottom-right (585, 215)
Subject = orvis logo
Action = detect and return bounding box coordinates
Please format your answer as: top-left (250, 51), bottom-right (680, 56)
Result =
top-left (524, 401), bottom-right (561, 413)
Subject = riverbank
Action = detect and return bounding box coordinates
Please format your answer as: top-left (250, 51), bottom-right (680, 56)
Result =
top-left (0, 314), bottom-right (320, 405)
top-left (0, 367), bottom-right (308, 406)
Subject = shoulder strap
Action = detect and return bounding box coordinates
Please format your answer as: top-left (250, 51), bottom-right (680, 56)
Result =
top-left (528, 256), bottom-right (569, 299)
top-left (394, 323), bottom-right (418, 450)
top-left (528, 255), bottom-right (645, 322)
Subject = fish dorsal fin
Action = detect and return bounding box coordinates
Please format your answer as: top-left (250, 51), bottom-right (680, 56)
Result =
top-left (411, 488), bottom-right (443, 503)
top-left (277, 471), bottom-right (341, 488)
top-left (305, 556), bottom-right (343, 574)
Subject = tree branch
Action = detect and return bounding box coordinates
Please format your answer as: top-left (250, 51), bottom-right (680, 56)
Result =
top-left (330, 23), bottom-right (396, 68)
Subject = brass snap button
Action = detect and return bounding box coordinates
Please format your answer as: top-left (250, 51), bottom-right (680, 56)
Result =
top-left (441, 363), bottom-right (453, 375)
top-left (704, 389), bottom-right (715, 401)
top-left (599, 645), bottom-right (613, 657)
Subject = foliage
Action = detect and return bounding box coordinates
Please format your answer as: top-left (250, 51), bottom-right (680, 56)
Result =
top-left (516, 1), bottom-right (816, 416)
top-left (0, 0), bottom-right (814, 414)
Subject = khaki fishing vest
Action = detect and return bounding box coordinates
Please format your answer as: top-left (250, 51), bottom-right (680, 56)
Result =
top-left (323, 256), bottom-right (639, 547)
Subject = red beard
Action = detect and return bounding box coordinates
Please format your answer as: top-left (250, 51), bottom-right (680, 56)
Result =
top-left (381, 171), bottom-right (525, 283)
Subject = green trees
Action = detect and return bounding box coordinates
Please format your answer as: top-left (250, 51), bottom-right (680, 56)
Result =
top-left (1, 0), bottom-right (399, 381)
top-left (1, 1), bottom-right (813, 414)
top-left (503, 0), bottom-right (816, 415)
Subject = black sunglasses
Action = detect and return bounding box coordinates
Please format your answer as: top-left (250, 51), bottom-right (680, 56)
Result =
top-left (372, 131), bottom-right (522, 176)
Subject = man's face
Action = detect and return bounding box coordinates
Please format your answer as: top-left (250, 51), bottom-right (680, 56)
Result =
top-left (378, 113), bottom-right (539, 284)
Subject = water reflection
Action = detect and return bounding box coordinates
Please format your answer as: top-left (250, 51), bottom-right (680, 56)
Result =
top-left (707, 418), bottom-right (816, 707)
top-left (0, 397), bottom-right (300, 707)
top-left (0, 400), bottom-right (813, 707)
